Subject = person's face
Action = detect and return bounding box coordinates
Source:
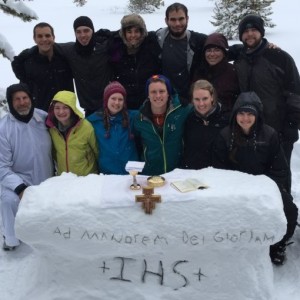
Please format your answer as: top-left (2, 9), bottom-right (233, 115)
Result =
top-left (205, 47), bottom-right (224, 66)
top-left (12, 91), bottom-right (32, 115)
top-left (241, 28), bottom-right (262, 48)
top-left (192, 88), bottom-right (214, 116)
top-left (33, 26), bottom-right (55, 56)
top-left (75, 26), bottom-right (93, 46)
top-left (165, 9), bottom-right (188, 38)
top-left (148, 81), bottom-right (169, 112)
top-left (236, 111), bottom-right (256, 134)
top-left (107, 93), bottom-right (125, 115)
top-left (125, 27), bottom-right (142, 46)
top-left (53, 102), bottom-right (72, 126)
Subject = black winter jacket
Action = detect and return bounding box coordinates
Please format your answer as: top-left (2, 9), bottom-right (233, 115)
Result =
top-left (234, 38), bottom-right (300, 142)
top-left (182, 103), bottom-right (228, 170)
top-left (212, 92), bottom-right (290, 191)
top-left (11, 44), bottom-right (74, 112)
top-left (108, 31), bottom-right (161, 110)
top-left (58, 36), bottom-right (113, 112)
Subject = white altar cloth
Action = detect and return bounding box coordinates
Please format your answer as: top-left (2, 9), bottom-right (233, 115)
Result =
top-left (15, 168), bottom-right (286, 300)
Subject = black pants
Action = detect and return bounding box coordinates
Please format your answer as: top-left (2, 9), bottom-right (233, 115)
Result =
top-left (281, 140), bottom-right (294, 193)
top-left (280, 189), bottom-right (298, 243)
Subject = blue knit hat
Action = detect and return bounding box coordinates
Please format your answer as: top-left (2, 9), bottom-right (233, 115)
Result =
top-left (145, 74), bottom-right (173, 96)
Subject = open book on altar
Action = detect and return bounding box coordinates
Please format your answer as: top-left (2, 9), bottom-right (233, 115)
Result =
top-left (170, 178), bottom-right (209, 193)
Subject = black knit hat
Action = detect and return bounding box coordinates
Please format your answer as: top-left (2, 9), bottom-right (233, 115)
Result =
top-left (238, 14), bottom-right (265, 41)
top-left (73, 16), bottom-right (94, 32)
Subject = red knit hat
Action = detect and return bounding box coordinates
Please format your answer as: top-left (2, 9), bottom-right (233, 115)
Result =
top-left (103, 81), bottom-right (127, 108)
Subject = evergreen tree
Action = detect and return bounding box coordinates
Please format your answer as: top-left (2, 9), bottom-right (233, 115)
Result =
top-left (128, 0), bottom-right (164, 14)
top-left (210, 0), bottom-right (275, 40)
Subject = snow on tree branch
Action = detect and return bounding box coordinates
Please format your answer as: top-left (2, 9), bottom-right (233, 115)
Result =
top-left (73, 0), bottom-right (87, 7)
top-left (0, 87), bottom-right (8, 118)
top-left (0, 0), bottom-right (38, 60)
top-left (0, 0), bottom-right (38, 22)
top-left (0, 33), bottom-right (15, 60)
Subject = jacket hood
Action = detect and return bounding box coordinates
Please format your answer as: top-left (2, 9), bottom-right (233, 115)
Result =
top-left (119, 14), bottom-right (147, 51)
top-left (6, 83), bottom-right (34, 123)
top-left (204, 33), bottom-right (229, 53)
top-left (46, 91), bottom-right (83, 128)
top-left (50, 91), bottom-right (83, 119)
top-left (230, 91), bottom-right (263, 127)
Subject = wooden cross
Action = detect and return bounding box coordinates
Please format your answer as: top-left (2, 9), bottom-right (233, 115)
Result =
top-left (135, 186), bottom-right (161, 214)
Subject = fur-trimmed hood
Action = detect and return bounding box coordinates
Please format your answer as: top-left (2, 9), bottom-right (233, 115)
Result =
top-left (119, 14), bottom-right (147, 52)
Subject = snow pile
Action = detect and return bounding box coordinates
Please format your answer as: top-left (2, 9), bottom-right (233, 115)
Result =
top-left (15, 168), bottom-right (286, 300)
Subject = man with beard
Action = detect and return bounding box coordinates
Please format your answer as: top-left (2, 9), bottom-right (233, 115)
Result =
top-left (11, 23), bottom-right (74, 112)
top-left (58, 16), bottom-right (113, 116)
top-left (156, 3), bottom-right (207, 105)
top-left (0, 83), bottom-right (53, 251)
top-left (234, 14), bottom-right (300, 192)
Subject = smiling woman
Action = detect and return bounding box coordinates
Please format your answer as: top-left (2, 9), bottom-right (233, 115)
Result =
top-left (212, 91), bottom-right (298, 265)
top-left (46, 90), bottom-right (99, 176)
top-left (87, 81), bottom-right (139, 175)
top-left (181, 79), bottom-right (228, 170)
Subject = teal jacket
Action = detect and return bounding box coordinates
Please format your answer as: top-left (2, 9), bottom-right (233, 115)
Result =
top-left (134, 97), bottom-right (191, 176)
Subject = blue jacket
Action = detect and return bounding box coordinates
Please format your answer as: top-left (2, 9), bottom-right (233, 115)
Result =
top-left (87, 110), bottom-right (139, 175)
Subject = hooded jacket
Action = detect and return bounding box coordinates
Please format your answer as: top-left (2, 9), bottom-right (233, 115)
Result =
top-left (213, 92), bottom-right (290, 191)
top-left (46, 91), bottom-right (98, 176)
top-left (0, 104), bottom-right (53, 246)
top-left (108, 31), bottom-right (161, 110)
top-left (192, 33), bottom-right (240, 118)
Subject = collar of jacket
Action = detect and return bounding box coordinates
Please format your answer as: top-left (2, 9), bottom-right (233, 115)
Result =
top-left (139, 97), bottom-right (181, 121)
top-left (242, 38), bottom-right (268, 57)
top-left (156, 27), bottom-right (191, 49)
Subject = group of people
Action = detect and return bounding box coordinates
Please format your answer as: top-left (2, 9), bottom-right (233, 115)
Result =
top-left (1, 2), bottom-right (300, 267)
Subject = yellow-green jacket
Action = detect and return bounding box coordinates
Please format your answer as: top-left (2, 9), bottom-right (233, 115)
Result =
top-left (46, 91), bottom-right (98, 176)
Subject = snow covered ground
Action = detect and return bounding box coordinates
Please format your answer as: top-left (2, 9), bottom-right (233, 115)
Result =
top-left (1, 0), bottom-right (300, 299)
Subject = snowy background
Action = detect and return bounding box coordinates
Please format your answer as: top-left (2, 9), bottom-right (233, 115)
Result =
top-left (0, 0), bottom-right (300, 299)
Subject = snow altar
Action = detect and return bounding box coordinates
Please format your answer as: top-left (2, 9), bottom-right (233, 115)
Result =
top-left (15, 168), bottom-right (287, 300)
